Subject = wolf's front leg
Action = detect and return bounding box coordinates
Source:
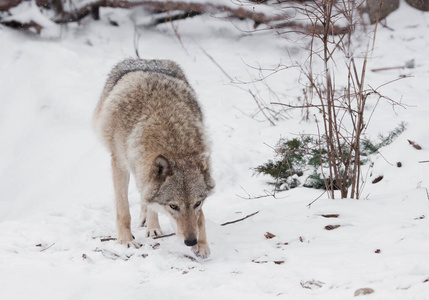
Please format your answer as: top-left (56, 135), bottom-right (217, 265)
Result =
top-left (112, 155), bottom-right (140, 248)
top-left (139, 203), bottom-right (148, 227)
top-left (192, 210), bottom-right (210, 258)
top-left (146, 205), bottom-right (163, 238)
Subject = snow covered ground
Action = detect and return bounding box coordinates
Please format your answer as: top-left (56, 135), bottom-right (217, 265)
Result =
top-left (1, 1), bottom-right (429, 299)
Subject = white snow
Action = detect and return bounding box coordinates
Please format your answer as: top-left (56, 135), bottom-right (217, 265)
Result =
top-left (1, 1), bottom-right (429, 299)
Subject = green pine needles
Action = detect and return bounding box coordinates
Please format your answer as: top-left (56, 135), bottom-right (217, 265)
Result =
top-left (255, 122), bottom-right (407, 191)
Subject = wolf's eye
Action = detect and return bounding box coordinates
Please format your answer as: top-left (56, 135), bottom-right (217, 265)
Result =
top-left (169, 204), bottom-right (180, 211)
top-left (194, 201), bottom-right (202, 209)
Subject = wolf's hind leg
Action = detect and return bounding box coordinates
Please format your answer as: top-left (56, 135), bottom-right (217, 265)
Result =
top-left (146, 206), bottom-right (163, 237)
top-left (112, 155), bottom-right (140, 248)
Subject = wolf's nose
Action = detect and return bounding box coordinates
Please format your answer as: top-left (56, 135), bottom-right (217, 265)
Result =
top-left (184, 239), bottom-right (197, 246)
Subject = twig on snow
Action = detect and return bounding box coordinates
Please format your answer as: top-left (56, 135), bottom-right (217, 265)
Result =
top-left (236, 186), bottom-right (285, 200)
top-left (199, 46), bottom-right (234, 82)
top-left (424, 187), bottom-right (429, 202)
top-left (40, 243), bottom-right (55, 252)
top-left (220, 211), bottom-right (259, 226)
top-left (307, 190), bottom-right (326, 208)
top-left (152, 233), bottom-right (176, 239)
top-left (100, 237), bottom-right (117, 242)
top-left (169, 12), bottom-right (189, 55)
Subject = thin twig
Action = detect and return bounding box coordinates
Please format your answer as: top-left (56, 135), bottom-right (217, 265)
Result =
top-left (249, 90), bottom-right (276, 126)
top-left (100, 237), bottom-right (117, 242)
top-left (220, 211), bottom-right (259, 226)
top-left (133, 24), bottom-right (141, 59)
top-left (236, 186), bottom-right (283, 200)
top-left (419, 161), bottom-right (429, 163)
top-left (307, 190), bottom-right (326, 208)
top-left (371, 66), bottom-right (404, 72)
top-left (152, 233), bottom-right (176, 239)
top-left (199, 47), bottom-right (234, 82)
top-left (40, 243), bottom-right (55, 252)
top-left (169, 12), bottom-right (189, 55)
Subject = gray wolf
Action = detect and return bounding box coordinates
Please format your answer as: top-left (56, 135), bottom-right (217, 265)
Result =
top-left (93, 59), bottom-right (214, 258)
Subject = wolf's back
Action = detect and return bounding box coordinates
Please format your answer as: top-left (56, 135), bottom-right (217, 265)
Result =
top-left (93, 58), bottom-right (204, 156)
top-left (103, 59), bottom-right (189, 96)
top-left (94, 58), bottom-right (192, 133)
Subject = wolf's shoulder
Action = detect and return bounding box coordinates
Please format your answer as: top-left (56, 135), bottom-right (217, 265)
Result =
top-left (107, 58), bottom-right (189, 88)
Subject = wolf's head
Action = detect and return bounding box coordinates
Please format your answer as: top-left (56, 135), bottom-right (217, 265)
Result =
top-left (148, 154), bottom-right (214, 246)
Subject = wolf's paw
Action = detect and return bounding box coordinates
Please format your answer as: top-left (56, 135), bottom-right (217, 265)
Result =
top-left (146, 227), bottom-right (163, 238)
top-left (192, 242), bottom-right (210, 259)
top-left (118, 239), bottom-right (141, 249)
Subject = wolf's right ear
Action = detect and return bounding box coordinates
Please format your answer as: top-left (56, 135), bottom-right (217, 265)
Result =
top-left (200, 152), bottom-right (215, 191)
top-left (154, 155), bottom-right (173, 182)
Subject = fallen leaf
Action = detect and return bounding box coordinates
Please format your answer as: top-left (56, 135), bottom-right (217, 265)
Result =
top-left (354, 287), bottom-right (375, 296)
top-left (183, 255), bottom-right (197, 262)
top-left (252, 259), bottom-right (268, 264)
top-left (372, 176), bottom-right (383, 184)
top-left (325, 225), bottom-right (341, 230)
top-left (408, 139), bottom-right (422, 150)
top-left (264, 232), bottom-right (276, 239)
top-left (277, 242), bottom-right (289, 246)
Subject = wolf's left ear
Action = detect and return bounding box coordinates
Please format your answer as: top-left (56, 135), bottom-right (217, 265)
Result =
top-left (201, 152), bottom-right (210, 170)
top-left (201, 152), bottom-right (215, 191)
top-left (154, 155), bottom-right (173, 182)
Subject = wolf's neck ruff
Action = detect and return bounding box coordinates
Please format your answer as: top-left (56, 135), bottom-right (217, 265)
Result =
top-left (105, 59), bottom-right (190, 95)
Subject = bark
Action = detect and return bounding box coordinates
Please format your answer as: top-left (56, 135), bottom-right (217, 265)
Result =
top-left (0, 0), bottom-right (21, 11)
top-left (405, 0), bottom-right (429, 11)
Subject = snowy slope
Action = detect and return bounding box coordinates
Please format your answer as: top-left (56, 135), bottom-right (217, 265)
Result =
top-left (1, 1), bottom-right (429, 299)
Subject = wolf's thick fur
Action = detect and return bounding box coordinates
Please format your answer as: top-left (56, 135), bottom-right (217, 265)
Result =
top-left (93, 59), bottom-right (214, 258)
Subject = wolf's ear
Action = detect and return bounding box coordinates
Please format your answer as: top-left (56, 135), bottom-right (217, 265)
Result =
top-left (201, 152), bottom-right (210, 171)
top-left (201, 152), bottom-right (215, 191)
top-left (204, 172), bottom-right (215, 191)
top-left (154, 155), bottom-right (173, 182)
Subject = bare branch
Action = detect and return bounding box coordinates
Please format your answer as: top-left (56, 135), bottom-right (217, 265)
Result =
top-left (40, 243), bottom-right (55, 252)
top-left (152, 233), bottom-right (176, 239)
top-left (220, 211), bottom-right (259, 226)
top-left (199, 47), bottom-right (234, 82)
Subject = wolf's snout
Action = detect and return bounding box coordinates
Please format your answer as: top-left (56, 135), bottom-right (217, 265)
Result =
top-left (184, 239), bottom-right (197, 247)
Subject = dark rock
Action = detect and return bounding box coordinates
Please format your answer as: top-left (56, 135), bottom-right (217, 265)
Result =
top-left (366, 0), bottom-right (400, 24)
top-left (405, 0), bottom-right (429, 11)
